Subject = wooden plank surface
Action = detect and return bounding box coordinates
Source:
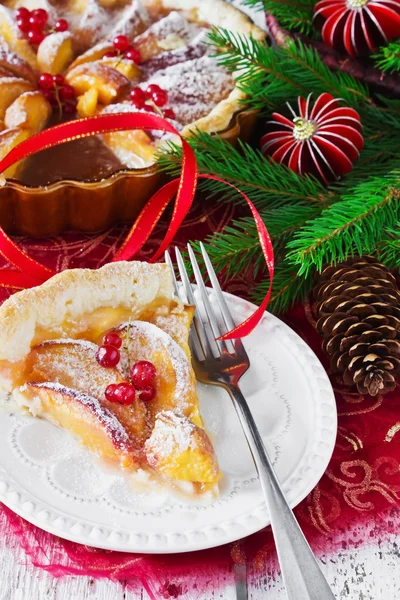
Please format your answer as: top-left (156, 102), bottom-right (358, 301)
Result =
top-left (0, 528), bottom-right (398, 599)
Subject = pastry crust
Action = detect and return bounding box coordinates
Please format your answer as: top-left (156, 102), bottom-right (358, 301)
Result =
top-left (148, 0), bottom-right (265, 137)
top-left (0, 261), bottom-right (173, 362)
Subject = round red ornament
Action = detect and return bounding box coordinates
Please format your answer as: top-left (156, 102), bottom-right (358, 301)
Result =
top-left (314, 0), bottom-right (400, 57)
top-left (260, 93), bottom-right (364, 184)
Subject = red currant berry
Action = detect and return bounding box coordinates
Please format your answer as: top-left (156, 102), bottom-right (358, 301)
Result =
top-left (103, 332), bottom-right (122, 349)
top-left (55, 18), bottom-right (68, 32)
top-left (38, 72), bottom-right (54, 90)
top-left (103, 50), bottom-right (117, 58)
top-left (31, 9), bottom-right (48, 26)
top-left (130, 87), bottom-right (145, 108)
top-left (106, 382), bottom-right (136, 405)
top-left (163, 108), bottom-right (176, 120)
top-left (15, 7), bottom-right (30, 19)
top-left (52, 73), bottom-right (65, 86)
top-left (152, 90), bottom-right (168, 107)
top-left (113, 34), bottom-right (129, 52)
top-left (59, 84), bottom-right (75, 101)
top-left (145, 84), bottom-right (163, 99)
top-left (96, 345), bottom-right (120, 368)
top-left (63, 101), bottom-right (77, 115)
top-left (139, 385), bottom-right (156, 401)
top-left (131, 360), bottom-right (156, 389)
top-left (144, 104), bottom-right (156, 113)
top-left (125, 47), bottom-right (141, 64)
top-left (105, 383), bottom-right (119, 403)
top-left (27, 29), bottom-right (45, 45)
top-left (17, 17), bottom-right (30, 33)
top-left (42, 89), bottom-right (57, 105)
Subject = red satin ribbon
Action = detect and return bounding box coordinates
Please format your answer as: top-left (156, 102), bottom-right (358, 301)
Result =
top-left (0, 112), bottom-right (273, 338)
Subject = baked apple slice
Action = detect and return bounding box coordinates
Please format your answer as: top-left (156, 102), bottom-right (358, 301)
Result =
top-left (115, 320), bottom-right (202, 427)
top-left (66, 62), bottom-right (130, 104)
top-left (67, 40), bottom-right (115, 71)
top-left (77, 88), bottom-right (99, 117)
top-left (0, 127), bottom-right (30, 178)
top-left (133, 12), bottom-right (194, 62)
top-left (0, 40), bottom-right (37, 83)
top-left (17, 382), bottom-right (139, 469)
top-left (0, 77), bottom-right (35, 119)
top-left (0, 5), bottom-right (38, 69)
top-left (100, 57), bottom-right (141, 81)
top-left (109, 0), bottom-right (150, 39)
top-left (145, 411), bottom-right (220, 485)
top-left (37, 32), bottom-right (74, 75)
top-left (27, 339), bottom-right (149, 445)
top-left (5, 91), bottom-right (52, 133)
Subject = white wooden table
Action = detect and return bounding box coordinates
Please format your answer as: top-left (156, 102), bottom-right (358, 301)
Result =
top-left (1, 515), bottom-right (398, 600)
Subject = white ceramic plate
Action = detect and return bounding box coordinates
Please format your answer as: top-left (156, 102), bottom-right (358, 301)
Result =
top-left (0, 291), bottom-right (336, 554)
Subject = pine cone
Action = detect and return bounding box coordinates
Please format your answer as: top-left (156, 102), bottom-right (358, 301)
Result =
top-left (314, 256), bottom-right (400, 396)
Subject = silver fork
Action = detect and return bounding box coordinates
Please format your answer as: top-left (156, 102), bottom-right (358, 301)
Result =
top-left (165, 243), bottom-right (336, 600)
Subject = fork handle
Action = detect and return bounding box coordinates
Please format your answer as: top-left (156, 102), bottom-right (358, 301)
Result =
top-left (227, 384), bottom-right (336, 600)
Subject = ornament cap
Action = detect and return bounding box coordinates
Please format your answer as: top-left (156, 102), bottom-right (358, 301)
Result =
top-left (293, 117), bottom-right (318, 141)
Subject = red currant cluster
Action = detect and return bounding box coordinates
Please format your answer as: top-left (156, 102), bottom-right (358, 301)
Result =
top-left (96, 331), bottom-right (157, 406)
top-left (130, 84), bottom-right (175, 120)
top-left (15, 7), bottom-right (68, 46)
top-left (104, 35), bottom-right (141, 64)
top-left (38, 72), bottom-right (76, 115)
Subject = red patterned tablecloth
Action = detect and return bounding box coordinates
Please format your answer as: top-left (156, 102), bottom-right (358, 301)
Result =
top-left (1, 198), bottom-right (400, 599)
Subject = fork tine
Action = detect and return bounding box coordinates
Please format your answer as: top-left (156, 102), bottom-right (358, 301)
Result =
top-left (187, 243), bottom-right (229, 355)
top-left (174, 246), bottom-right (208, 360)
top-left (164, 250), bottom-right (180, 296)
top-left (199, 242), bottom-right (239, 354)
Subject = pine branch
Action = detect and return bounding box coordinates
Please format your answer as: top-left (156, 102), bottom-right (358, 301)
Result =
top-left (287, 176), bottom-right (400, 275)
top-left (377, 226), bottom-right (400, 268)
top-left (243, 0), bottom-right (315, 35)
top-left (157, 134), bottom-right (331, 209)
top-left (208, 30), bottom-right (369, 110)
top-left (187, 205), bottom-right (321, 280)
top-left (249, 259), bottom-right (314, 314)
top-left (373, 40), bottom-right (400, 74)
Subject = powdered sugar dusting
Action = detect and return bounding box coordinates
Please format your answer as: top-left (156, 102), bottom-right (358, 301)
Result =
top-left (21, 382), bottom-right (132, 453)
top-left (134, 11), bottom-right (201, 47)
top-left (145, 410), bottom-right (195, 462)
top-left (116, 321), bottom-right (192, 413)
top-left (141, 56), bottom-right (234, 125)
top-left (141, 30), bottom-right (209, 78)
top-left (39, 31), bottom-right (71, 64)
top-left (0, 39), bottom-right (28, 69)
top-left (32, 339), bottom-right (121, 400)
top-left (110, 0), bottom-right (150, 38)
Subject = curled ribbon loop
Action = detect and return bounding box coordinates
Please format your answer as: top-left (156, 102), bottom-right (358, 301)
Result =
top-left (0, 112), bottom-right (273, 338)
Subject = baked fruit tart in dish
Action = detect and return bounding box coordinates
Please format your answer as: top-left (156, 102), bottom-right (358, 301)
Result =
top-left (0, 261), bottom-right (221, 494)
top-left (0, 0), bottom-right (264, 235)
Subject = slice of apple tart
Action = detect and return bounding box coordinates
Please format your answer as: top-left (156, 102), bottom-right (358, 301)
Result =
top-left (0, 262), bottom-right (221, 493)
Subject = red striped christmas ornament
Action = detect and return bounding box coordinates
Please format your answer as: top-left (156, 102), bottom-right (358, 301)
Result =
top-left (260, 93), bottom-right (364, 184)
top-left (314, 0), bottom-right (400, 57)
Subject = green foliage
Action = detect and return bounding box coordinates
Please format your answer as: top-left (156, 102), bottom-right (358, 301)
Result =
top-left (373, 40), bottom-right (400, 73)
top-left (287, 177), bottom-right (400, 275)
top-left (207, 30), bottom-right (369, 110)
top-left (188, 205), bottom-right (321, 279)
top-left (251, 260), bottom-right (314, 314)
top-left (157, 135), bottom-right (331, 209)
top-left (157, 31), bottom-right (400, 314)
top-left (377, 226), bottom-right (400, 268)
top-left (243, 0), bottom-right (315, 35)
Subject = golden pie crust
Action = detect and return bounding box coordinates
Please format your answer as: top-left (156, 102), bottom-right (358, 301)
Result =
top-left (0, 261), bottom-right (221, 491)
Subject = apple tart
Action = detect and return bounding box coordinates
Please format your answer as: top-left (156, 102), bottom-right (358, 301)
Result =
top-left (0, 261), bottom-right (221, 493)
top-left (0, 0), bottom-right (264, 184)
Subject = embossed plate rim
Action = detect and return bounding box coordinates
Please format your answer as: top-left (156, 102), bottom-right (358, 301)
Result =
top-left (0, 291), bottom-right (337, 553)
